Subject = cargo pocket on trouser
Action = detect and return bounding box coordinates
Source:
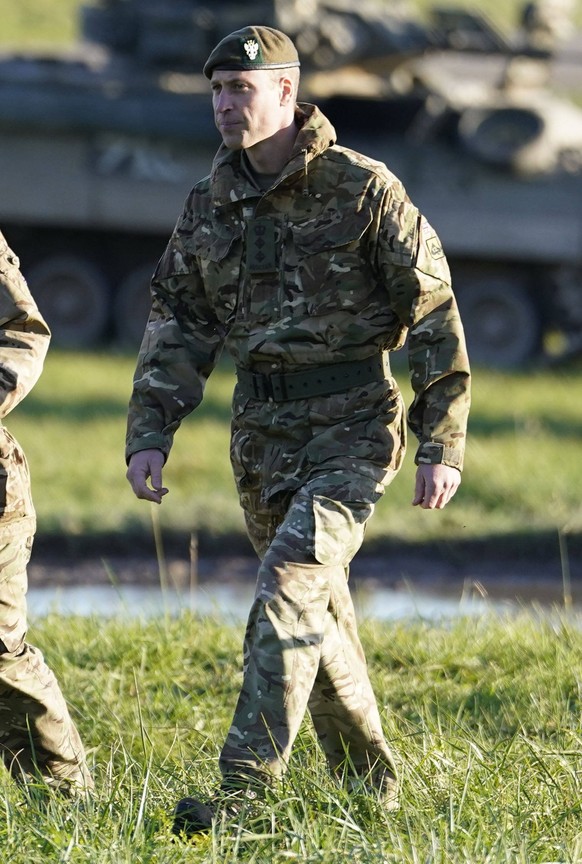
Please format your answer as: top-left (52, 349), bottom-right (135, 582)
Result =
top-left (0, 529), bottom-right (34, 656)
top-left (230, 425), bottom-right (295, 559)
top-left (312, 496), bottom-right (374, 568)
top-left (0, 429), bottom-right (36, 656)
top-left (230, 430), bottom-right (266, 556)
top-left (0, 536), bottom-right (32, 655)
top-left (0, 430), bottom-right (35, 523)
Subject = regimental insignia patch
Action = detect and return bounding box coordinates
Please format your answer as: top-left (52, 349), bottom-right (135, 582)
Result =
top-left (422, 219), bottom-right (445, 259)
top-left (427, 236), bottom-right (444, 259)
top-left (243, 39), bottom-right (260, 61)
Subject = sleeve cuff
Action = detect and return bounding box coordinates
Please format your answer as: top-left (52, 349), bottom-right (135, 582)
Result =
top-left (415, 441), bottom-right (464, 471)
top-left (125, 435), bottom-right (169, 465)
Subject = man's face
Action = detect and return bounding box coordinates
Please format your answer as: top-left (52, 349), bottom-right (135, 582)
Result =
top-left (210, 69), bottom-right (285, 150)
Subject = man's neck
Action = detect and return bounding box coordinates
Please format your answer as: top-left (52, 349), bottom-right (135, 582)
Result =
top-left (244, 121), bottom-right (298, 176)
top-left (240, 152), bottom-right (278, 192)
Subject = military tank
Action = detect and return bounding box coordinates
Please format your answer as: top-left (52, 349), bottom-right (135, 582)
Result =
top-left (0, 0), bottom-right (581, 366)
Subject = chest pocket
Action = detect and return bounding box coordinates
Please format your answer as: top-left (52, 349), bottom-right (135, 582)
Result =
top-left (291, 205), bottom-right (375, 315)
top-left (191, 220), bottom-right (240, 262)
top-left (189, 218), bottom-right (243, 323)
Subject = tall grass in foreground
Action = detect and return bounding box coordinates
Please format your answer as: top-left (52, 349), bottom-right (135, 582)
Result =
top-left (1, 610), bottom-right (580, 862)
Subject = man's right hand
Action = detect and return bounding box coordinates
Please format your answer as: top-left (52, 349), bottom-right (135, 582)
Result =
top-left (126, 448), bottom-right (168, 503)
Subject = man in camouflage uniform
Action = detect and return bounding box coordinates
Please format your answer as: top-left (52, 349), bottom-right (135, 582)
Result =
top-left (125, 26), bottom-right (470, 834)
top-left (0, 231), bottom-right (92, 794)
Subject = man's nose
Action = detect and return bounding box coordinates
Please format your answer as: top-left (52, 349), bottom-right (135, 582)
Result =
top-left (215, 92), bottom-right (232, 113)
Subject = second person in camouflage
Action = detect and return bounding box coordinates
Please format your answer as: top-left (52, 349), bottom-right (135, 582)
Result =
top-left (0, 230), bottom-right (93, 796)
top-left (125, 25), bottom-right (471, 835)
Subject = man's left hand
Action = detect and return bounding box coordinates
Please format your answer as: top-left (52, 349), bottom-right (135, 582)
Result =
top-left (412, 463), bottom-right (461, 510)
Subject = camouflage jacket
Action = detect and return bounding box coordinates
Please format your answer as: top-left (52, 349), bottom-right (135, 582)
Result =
top-left (0, 231), bottom-right (50, 422)
top-left (126, 103), bottom-right (470, 471)
top-left (0, 231), bottom-right (50, 528)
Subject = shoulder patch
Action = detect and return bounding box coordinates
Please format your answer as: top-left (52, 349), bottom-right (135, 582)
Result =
top-left (422, 220), bottom-right (445, 259)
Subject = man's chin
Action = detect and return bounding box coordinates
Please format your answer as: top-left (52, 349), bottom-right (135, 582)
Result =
top-left (220, 132), bottom-right (246, 150)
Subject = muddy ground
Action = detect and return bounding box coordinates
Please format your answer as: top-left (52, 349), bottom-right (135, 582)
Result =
top-left (27, 540), bottom-right (582, 608)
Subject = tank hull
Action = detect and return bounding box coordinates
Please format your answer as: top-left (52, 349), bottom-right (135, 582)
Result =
top-left (1, 2), bottom-right (581, 364)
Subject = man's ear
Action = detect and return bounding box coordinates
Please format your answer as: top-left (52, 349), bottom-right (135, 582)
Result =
top-left (280, 74), bottom-right (294, 106)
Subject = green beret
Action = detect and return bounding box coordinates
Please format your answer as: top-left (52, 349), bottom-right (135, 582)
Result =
top-left (203, 26), bottom-right (300, 79)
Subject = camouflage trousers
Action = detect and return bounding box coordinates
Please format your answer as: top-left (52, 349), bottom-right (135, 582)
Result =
top-left (219, 472), bottom-right (398, 803)
top-left (0, 516), bottom-right (92, 790)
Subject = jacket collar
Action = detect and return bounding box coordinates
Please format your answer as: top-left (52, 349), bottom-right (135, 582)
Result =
top-left (209, 103), bottom-right (336, 208)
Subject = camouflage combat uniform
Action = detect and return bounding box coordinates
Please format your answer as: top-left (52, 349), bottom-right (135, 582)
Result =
top-left (0, 232), bottom-right (92, 791)
top-left (126, 104), bottom-right (470, 800)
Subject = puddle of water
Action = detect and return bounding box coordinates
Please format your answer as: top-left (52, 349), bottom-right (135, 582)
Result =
top-left (26, 582), bottom-right (546, 622)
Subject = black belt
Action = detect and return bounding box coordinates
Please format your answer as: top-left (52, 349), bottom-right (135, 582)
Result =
top-left (236, 354), bottom-right (390, 402)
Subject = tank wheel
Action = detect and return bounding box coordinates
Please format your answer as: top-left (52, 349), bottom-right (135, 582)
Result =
top-left (455, 274), bottom-right (542, 368)
top-left (26, 255), bottom-right (110, 348)
top-left (113, 263), bottom-right (156, 349)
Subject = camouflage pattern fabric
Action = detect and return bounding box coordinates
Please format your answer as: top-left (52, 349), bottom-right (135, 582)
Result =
top-left (0, 232), bottom-right (92, 791)
top-left (219, 377), bottom-right (405, 800)
top-left (228, 375), bottom-right (406, 548)
top-left (126, 103), bottom-right (470, 471)
top-left (126, 102), bottom-right (471, 800)
top-left (219, 469), bottom-right (400, 804)
top-left (0, 529), bottom-right (92, 790)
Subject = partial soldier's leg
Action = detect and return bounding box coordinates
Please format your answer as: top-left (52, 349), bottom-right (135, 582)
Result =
top-left (219, 477), bottom-right (396, 799)
top-left (307, 569), bottom-right (398, 804)
top-left (306, 487), bottom-right (397, 802)
top-left (218, 530), bottom-right (335, 787)
top-left (0, 530), bottom-right (92, 791)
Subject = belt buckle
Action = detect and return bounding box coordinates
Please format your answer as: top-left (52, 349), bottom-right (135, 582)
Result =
top-left (250, 372), bottom-right (271, 401)
top-left (251, 371), bottom-right (286, 401)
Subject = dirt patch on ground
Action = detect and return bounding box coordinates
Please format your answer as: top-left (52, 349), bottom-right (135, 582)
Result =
top-left (27, 547), bottom-right (581, 607)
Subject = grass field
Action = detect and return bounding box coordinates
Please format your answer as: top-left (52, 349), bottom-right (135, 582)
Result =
top-left (0, 610), bottom-right (580, 862)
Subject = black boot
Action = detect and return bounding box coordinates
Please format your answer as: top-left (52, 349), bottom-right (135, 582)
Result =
top-left (172, 785), bottom-right (260, 838)
top-left (172, 796), bottom-right (215, 836)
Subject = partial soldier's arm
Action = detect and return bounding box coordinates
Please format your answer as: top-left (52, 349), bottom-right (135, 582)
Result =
top-left (412, 462), bottom-right (462, 509)
top-left (0, 232), bottom-right (50, 419)
top-left (126, 447), bottom-right (168, 504)
top-left (125, 226), bottom-right (224, 464)
top-left (406, 291), bottom-right (470, 472)
top-left (375, 190), bottom-right (471, 474)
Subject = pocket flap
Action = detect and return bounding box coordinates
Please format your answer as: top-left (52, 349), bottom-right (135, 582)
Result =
top-left (293, 206), bottom-right (373, 255)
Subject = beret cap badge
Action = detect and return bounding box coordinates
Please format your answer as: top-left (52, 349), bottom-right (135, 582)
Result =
top-left (243, 39), bottom-right (260, 61)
